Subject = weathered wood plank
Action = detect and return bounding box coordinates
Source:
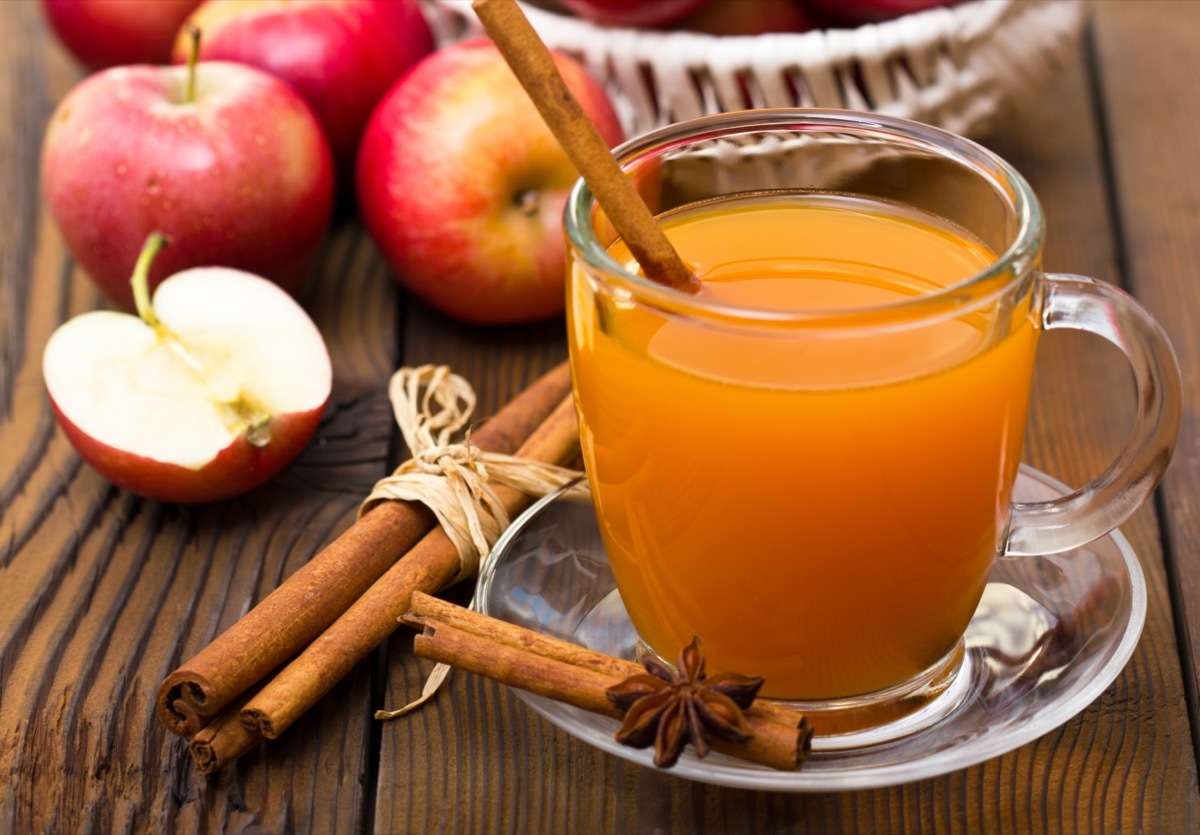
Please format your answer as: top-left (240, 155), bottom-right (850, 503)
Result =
top-left (0, 2), bottom-right (397, 831)
top-left (1091, 0), bottom-right (1200, 775)
top-left (987, 35), bottom-right (1194, 835)
top-left (371, 299), bottom-right (571, 833)
top-left (3, 0), bottom-right (1197, 831)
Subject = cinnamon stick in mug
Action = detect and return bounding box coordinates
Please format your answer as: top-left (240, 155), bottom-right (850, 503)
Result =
top-left (157, 362), bottom-right (572, 737)
top-left (472, 0), bottom-right (699, 293)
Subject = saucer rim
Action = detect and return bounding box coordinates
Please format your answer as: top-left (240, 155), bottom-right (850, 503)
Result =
top-left (477, 464), bottom-right (1148, 792)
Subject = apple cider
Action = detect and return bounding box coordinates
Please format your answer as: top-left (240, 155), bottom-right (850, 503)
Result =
top-left (568, 192), bottom-right (1040, 700)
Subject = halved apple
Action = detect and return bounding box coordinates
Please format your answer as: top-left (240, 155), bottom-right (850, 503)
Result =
top-left (43, 235), bottom-right (332, 504)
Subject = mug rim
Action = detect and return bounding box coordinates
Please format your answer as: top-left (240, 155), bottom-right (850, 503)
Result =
top-left (564, 108), bottom-right (1046, 327)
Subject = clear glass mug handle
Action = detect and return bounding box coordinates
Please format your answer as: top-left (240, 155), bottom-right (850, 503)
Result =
top-left (1005, 275), bottom-right (1182, 557)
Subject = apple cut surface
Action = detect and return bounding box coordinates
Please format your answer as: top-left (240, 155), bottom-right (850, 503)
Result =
top-left (43, 268), bottom-right (331, 503)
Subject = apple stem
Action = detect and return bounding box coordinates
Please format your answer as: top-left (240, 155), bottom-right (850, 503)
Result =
top-left (185, 24), bottom-right (201, 104)
top-left (132, 232), bottom-right (171, 327)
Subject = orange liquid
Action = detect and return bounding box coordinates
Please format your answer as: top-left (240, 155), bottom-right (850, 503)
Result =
top-left (568, 193), bottom-right (1039, 699)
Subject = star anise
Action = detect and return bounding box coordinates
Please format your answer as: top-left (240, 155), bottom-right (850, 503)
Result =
top-left (605, 637), bottom-right (764, 768)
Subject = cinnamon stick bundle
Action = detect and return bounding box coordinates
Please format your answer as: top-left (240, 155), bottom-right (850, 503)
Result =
top-left (157, 362), bottom-right (571, 738)
top-left (238, 395), bottom-right (582, 741)
top-left (402, 592), bottom-right (814, 772)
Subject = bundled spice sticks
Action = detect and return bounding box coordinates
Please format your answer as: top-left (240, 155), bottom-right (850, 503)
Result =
top-left (156, 362), bottom-right (574, 772)
top-left (240, 394), bottom-right (581, 741)
top-left (158, 359), bottom-right (814, 775)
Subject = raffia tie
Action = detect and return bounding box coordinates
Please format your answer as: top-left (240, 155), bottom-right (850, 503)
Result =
top-left (360, 364), bottom-right (586, 583)
top-left (364, 365), bottom-right (587, 720)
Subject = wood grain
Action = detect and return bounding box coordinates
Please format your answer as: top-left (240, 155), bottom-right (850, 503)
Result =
top-left (986, 29), bottom-right (1198, 833)
top-left (0, 3), bottom-right (397, 831)
top-left (372, 292), bottom-right (570, 832)
top-left (3, 0), bottom-right (1200, 832)
top-left (1090, 0), bottom-right (1200, 777)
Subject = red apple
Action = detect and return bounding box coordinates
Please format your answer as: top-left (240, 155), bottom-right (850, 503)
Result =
top-left (558, 0), bottom-right (714, 27)
top-left (43, 234), bottom-right (332, 504)
top-left (356, 38), bottom-right (625, 325)
top-left (174, 0), bottom-right (435, 176)
top-left (41, 0), bottom-right (203, 70)
top-left (805, 0), bottom-right (957, 26)
top-left (675, 0), bottom-right (815, 35)
top-left (41, 57), bottom-right (334, 312)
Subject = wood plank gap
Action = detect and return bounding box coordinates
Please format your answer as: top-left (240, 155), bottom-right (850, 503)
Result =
top-left (1151, 480), bottom-right (1200, 779)
top-left (1081, 17), bottom-right (1132, 294)
top-left (362, 642), bottom-right (388, 835)
top-left (0, 254), bottom-right (75, 562)
top-left (363, 269), bottom-right (411, 835)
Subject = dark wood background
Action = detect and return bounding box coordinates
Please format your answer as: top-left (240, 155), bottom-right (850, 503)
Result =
top-left (2, 1), bottom-right (1198, 831)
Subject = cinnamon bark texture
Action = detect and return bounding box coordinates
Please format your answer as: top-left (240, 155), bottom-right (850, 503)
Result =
top-left (401, 592), bottom-right (814, 772)
top-left (156, 362), bottom-right (571, 737)
top-left (188, 689), bottom-right (263, 775)
top-left (238, 396), bottom-right (581, 740)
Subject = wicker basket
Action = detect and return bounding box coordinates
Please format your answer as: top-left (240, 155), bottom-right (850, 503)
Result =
top-left (421, 0), bottom-right (1085, 139)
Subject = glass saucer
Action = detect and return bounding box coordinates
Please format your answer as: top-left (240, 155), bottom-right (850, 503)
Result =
top-left (476, 466), bottom-right (1146, 792)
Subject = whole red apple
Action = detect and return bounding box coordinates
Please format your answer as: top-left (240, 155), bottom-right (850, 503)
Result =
top-left (675, 0), bottom-right (815, 35)
top-left (174, 0), bottom-right (435, 177)
top-left (356, 38), bottom-right (625, 325)
top-left (558, 0), bottom-right (714, 27)
top-left (43, 234), bottom-right (332, 504)
top-left (41, 0), bottom-right (203, 70)
top-left (805, 0), bottom-right (957, 26)
top-left (41, 58), bottom-right (334, 312)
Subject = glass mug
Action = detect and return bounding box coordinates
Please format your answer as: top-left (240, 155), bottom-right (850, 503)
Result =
top-left (564, 110), bottom-right (1181, 745)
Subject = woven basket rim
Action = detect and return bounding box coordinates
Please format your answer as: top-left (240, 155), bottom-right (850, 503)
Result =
top-left (422, 0), bottom-right (1085, 138)
top-left (433, 0), bottom-right (1022, 52)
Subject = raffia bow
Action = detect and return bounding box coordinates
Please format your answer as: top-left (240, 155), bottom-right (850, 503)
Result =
top-left (364, 365), bottom-right (587, 718)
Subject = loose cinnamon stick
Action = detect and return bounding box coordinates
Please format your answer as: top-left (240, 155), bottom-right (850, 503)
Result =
top-left (157, 362), bottom-right (572, 737)
top-left (239, 395), bottom-right (582, 740)
top-left (406, 591), bottom-right (808, 732)
top-left (401, 593), bottom-right (813, 772)
top-left (472, 0), bottom-right (699, 293)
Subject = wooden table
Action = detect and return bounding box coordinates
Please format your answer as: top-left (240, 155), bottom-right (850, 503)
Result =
top-left (3, 1), bottom-right (1198, 831)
